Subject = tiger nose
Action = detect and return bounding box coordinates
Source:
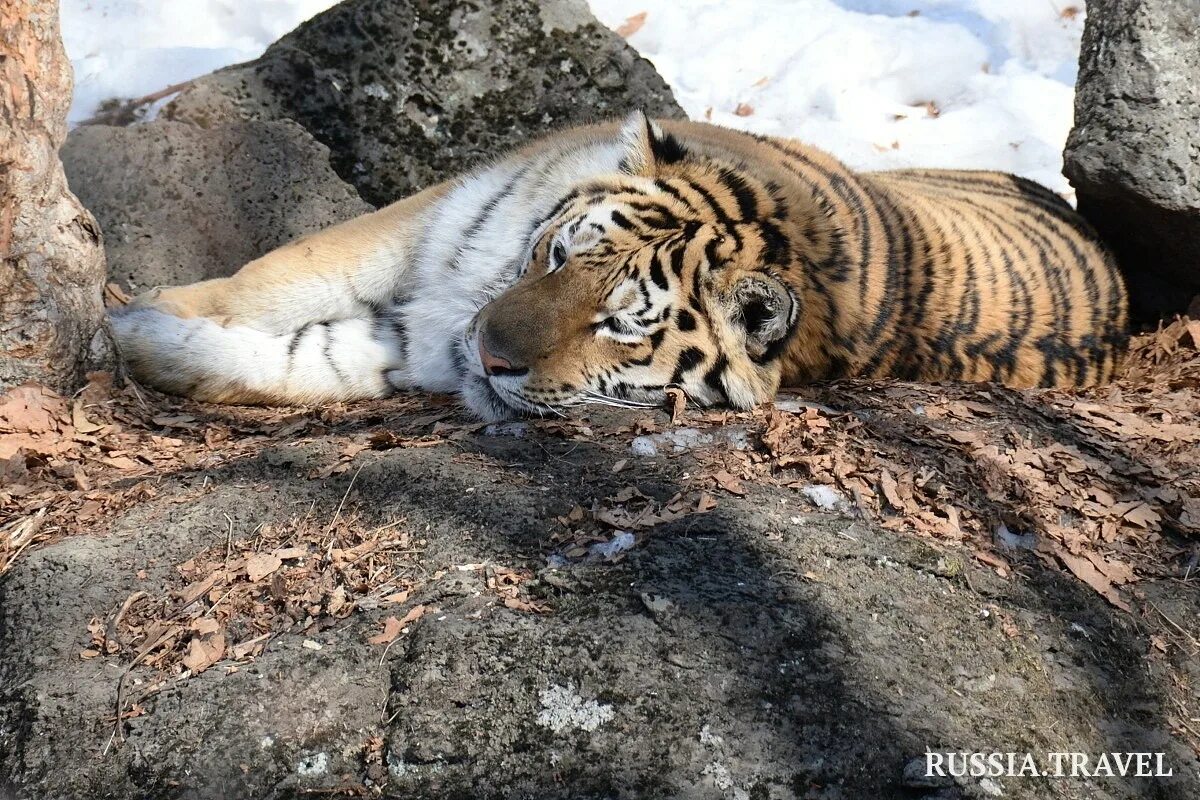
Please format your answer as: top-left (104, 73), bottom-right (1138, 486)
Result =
top-left (477, 332), bottom-right (527, 377)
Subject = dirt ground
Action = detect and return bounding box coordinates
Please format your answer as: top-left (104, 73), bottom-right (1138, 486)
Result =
top-left (1, 324), bottom-right (1199, 799)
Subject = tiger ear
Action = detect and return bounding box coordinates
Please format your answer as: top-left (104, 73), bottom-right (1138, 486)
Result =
top-left (619, 110), bottom-right (688, 176)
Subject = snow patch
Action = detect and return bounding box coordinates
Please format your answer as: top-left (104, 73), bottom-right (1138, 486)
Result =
top-left (589, 531), bottom-right (637, 561)
top-left (62, 0), bottom-right (341, 124)
top-left (800, 484), bottom-right (851, 513)
top-left (64, 1), bottom-right (1084, 193)
top-left (631, 426), bottom-right (751, 457)
top-left (588, 0), bottom-right (1084, 195)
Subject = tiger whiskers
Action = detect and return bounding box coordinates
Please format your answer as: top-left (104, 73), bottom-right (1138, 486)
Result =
top-left (579, 391), bottom-right (659, 410)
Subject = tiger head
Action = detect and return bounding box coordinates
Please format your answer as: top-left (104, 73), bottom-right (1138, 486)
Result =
top-left (461, 112), bottom-right (837, 421)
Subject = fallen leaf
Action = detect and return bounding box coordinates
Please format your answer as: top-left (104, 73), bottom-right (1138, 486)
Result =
top-left (103, 455), bottom-right (141, 471)
top-left (367, 604), bottom-right (429, 646)
top-left (368, 616), bottom-right (403, 645)
top-left (231, 633), bottom-right (270, 660)
top-left (1057, 549), bottom-right (1130, 612)
top-left (104, 282), bottom-right (133, 307)
top-left (0, 384), bottom-right (66, 433)
top-left (1122, 502), bottom-right (1161, 529)
top-left (1179, 497), bottom-right (1200, 531)
top-left (664, 386), bottom-right (686, 424)
top-left (245, 553), bottom-right (283, 582)
top-left (182, 632), bottom-right (226, 673)
top-left (616, 11), bottom-right (647, 38)
top-left (712, 470), bottom-right (746, 496)
top-left (71, 400), bottom-right (103, 434)
top-left (272, 546), bottom-right (308, 561)
top-left (878, 469), bottom-right (904, 511)
top-left (503, 596), bottom-right (551, 613)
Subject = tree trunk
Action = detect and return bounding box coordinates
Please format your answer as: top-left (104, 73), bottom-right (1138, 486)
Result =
top-left (0, 1), bottom-right (110, 393)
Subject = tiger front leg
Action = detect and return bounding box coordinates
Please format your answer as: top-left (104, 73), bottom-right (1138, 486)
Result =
top-left (111, 184), bottom-right (447, 405)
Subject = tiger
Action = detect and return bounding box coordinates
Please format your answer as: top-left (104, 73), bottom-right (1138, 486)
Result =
top-left (110, 112), bottom-right (1128, 422)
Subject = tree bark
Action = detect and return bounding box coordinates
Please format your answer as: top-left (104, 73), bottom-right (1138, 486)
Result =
top-left (0, 1), bottom-right (110, 393)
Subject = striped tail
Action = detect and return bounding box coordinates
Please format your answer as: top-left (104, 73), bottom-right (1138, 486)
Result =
top-left (109, 308), bottom-right (406, 405)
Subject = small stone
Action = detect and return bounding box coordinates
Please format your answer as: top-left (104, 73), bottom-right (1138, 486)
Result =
top-left (630, 436), bottom-right (658, 457)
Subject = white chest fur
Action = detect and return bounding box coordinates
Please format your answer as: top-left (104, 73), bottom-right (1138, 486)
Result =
top-left (396, 139), bottom-right (627, 392)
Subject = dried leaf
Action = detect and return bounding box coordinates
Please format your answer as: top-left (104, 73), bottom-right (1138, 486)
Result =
top-left (712, 470), bottom-right (745, 496)
top-left (878, 469), bottom-right (904, 511)
top-left (71, 400), bottom-right (103, 434)
top-left (664, 386), bottom-right (686, 424)
top-left (368, 616), bottom-right (403, 645)
top-left (272, 546), bottom-right (308, 561)
top-left (1122, 502), bottom-right (1161, 529)
top-left (245, 553), bottom-right (283, 582)
top-left (367, 604), bottom-right (429, 646)
top-left (615, 11), bottom-right (647, 38)
top-left (1057, 549), bottom-right (1131, 612)
top-left (104, 282), bottom-right (133, 307)
top-left (0, 384), bottom-right (66, 433)
top-left (503, 596), bottom-right (551, 613)
top-left (182, 633), bottom-right (226, 673)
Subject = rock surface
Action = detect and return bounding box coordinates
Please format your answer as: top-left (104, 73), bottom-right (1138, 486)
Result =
top-left (2, 418), bottom-right (1196, 799)
top-left (1063, 0), bottom-right (1200, 321)
top-left (163, 0), bottom-right (684, 206)
top-left (62, 121), bottom-right (372, 290)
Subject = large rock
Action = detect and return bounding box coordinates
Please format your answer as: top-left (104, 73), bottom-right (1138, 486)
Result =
top-left (62, 120), bottom-right (372, 290)
top-left (3, 422), bottom-right (1196, 799)
top-left (1063, 0), bottom-right (1200, 322)
top-left (163, 0), bottom-right (684, 206)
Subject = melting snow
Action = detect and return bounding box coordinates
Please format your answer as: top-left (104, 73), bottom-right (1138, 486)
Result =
top-left (64, 1), bottom-right (1084, 196)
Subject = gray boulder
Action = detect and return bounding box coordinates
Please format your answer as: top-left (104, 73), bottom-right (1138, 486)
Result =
top-left (1063, 0), bottom-right (1200, 321)
top-left (163, 0), bottom-right (684, 207)
top-left (62, 121), bottom-right (371, 290)
top-left (4, 431), bottom-right (1196, 799)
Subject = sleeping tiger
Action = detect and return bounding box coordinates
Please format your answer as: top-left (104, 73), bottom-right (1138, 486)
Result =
top-left (110, 112), bottom-right (1128, 421)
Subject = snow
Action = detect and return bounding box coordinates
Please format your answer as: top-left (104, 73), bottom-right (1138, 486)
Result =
top-left (587, 0), bottom-right (1084, 194)
top-left (61, 0), bottom-right (340, 125)
top-left (61, 0), bottom-right (1084, 193)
